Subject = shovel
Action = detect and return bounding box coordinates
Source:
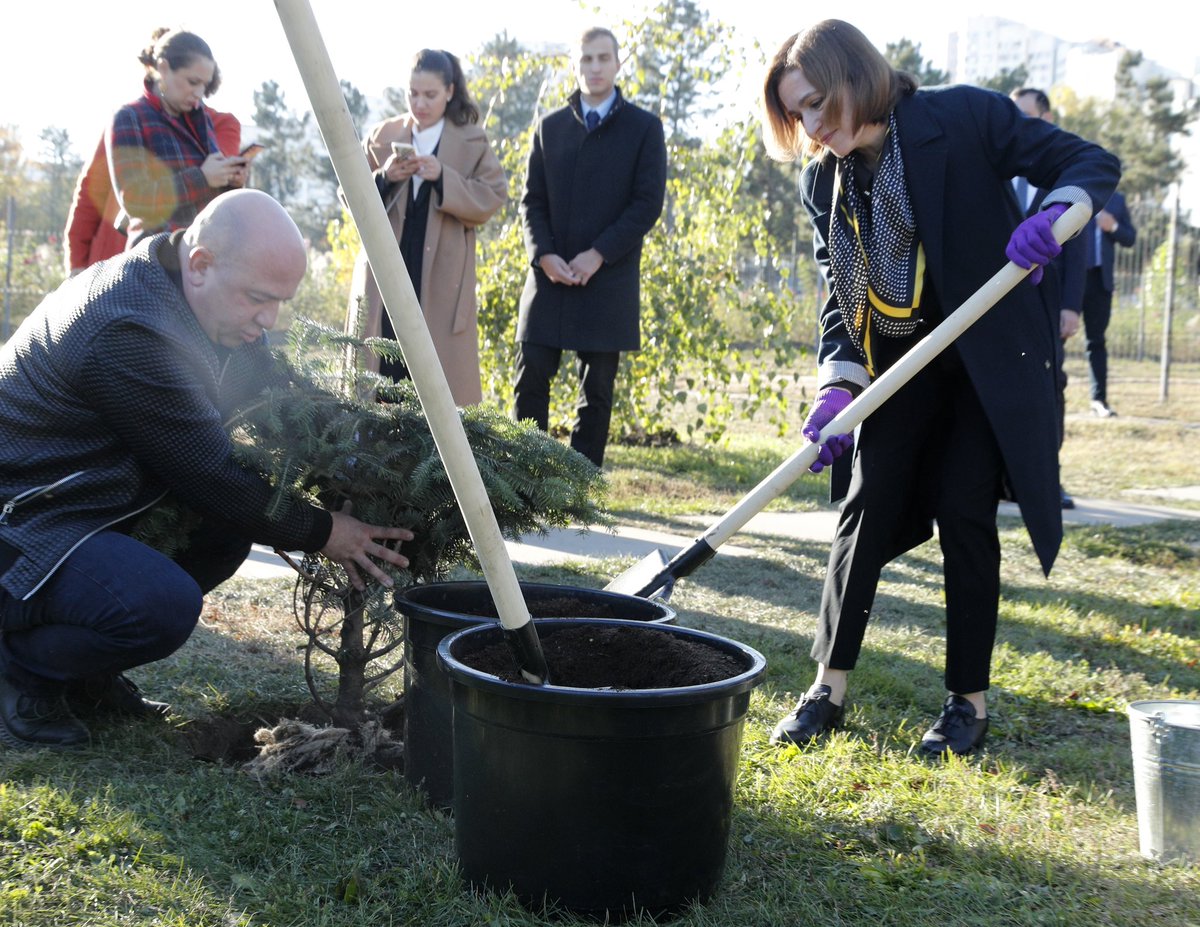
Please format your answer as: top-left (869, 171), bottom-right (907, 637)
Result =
top-left (274, 0), bottom-right (549, 683)
top-left (606, 202), bottom-right (1091, 599)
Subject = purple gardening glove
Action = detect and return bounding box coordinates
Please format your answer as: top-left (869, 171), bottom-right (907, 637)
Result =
top-left (803, 387), bottom-right (855, 474)
top-left (1005, 202), bottom-right (1069, 285)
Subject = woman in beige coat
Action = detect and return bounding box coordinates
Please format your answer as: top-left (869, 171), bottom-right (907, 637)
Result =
top-left (347, 49), bottom-right (507, 405)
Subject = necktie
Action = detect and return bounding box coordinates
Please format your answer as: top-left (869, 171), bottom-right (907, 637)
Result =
top-left (1014, 176), bottom-right (1029, 213)
top-left (585, 110), bottom-right (600, 132)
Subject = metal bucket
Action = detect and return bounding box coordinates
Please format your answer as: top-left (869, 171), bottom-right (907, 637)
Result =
top-left (1128, 700), bottom-right (1200, 863)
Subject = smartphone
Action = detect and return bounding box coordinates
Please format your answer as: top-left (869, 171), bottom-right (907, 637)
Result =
top-left (390, 141), bottom-right (416, 160)
top-left (239, 143), bottom-right (265, 161)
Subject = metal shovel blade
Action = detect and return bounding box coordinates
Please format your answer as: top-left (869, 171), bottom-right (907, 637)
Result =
top-left (606, 548), bottom-right (672, 599)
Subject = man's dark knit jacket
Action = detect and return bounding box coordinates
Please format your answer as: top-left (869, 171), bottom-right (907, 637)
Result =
top-left (0, 232), bottom-right (331, 600)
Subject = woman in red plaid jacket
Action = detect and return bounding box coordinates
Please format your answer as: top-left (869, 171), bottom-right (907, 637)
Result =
top-left (106, 28), bottom-right (248, 247)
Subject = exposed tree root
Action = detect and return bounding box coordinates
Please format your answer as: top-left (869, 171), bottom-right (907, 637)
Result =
top-left (242, 718), bottom-right (404, 777)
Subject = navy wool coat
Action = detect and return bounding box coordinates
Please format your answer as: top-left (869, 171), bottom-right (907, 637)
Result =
top-left (516, 89), bottom-right (667, 353)
top-left (802, 85), bottom-right (1120, 575)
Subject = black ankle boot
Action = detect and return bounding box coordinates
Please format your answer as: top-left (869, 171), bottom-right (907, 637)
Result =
top-left (66, 674), bottom-right (170, 718)
top-left (0, 674), bottom-right (90, 748)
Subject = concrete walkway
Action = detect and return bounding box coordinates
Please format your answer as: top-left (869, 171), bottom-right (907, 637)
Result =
top-left (236, 491), bottom-right (1200, 580)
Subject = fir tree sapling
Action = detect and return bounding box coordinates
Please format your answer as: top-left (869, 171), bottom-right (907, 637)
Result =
top-left (136, 320), bottom-right (607, 738)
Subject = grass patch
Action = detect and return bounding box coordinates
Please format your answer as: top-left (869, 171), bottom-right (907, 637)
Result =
top-left (2, 364), bottom-right (1198, 926)
top-left (604, 431), bottom-right (829, 517)
top-left (1068, 521), bottom-right (1200, 569)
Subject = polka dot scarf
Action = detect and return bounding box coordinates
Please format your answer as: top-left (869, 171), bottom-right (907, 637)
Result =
top-left (828, 110), bottom-right (925, 377)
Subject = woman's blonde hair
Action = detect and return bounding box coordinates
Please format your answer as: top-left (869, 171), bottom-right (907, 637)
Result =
top-left (762, 19), bottom-right (915, 161)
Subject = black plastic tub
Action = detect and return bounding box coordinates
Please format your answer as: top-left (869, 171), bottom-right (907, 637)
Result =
top-left (394, 581), bottom-right (675, 809)
top-left (438, 617), bottom-right (767, 920)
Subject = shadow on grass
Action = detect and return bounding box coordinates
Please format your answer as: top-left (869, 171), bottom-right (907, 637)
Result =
top-left (536, 531), bottom-right (1191, 805)
top-left (709, 793), bottom-right (1200, 927)
top-left (1, 564), bottom-right (1194, 926)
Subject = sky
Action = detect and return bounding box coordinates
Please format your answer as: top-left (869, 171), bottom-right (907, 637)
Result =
top-left (3, 0), bottom-right (1196, 160)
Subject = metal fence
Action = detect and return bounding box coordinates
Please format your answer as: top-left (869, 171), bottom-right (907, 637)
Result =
top-left (7, 193), bottom-right (1200, 368)
top-left (1077, 193), bottom-right (1200, 365)
top-left (1, 196), bottom-right (62, 343)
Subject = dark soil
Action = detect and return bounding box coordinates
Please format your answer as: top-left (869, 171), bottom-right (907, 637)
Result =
top-left (460, 624), bottom-right (746, 689)
top-left (178, 698), bottom-right (404, 765)
top-left (180, 715), bottom-right (265, 764)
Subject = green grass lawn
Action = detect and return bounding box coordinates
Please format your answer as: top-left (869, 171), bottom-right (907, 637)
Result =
top-left (2, 361), bottom-right (1198, 926)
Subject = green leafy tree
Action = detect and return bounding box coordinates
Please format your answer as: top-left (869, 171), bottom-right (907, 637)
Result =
top-left (623, 0), bottom-right (726, 145)
top-left (340, 79), bottom-right (372, 139)
top-left (248, 81), bottom-right (336, 244)
top-left (1053, 86), bottom-right (1108, 141)
top-left (626, 120), bottom-right (806, 442)
top-left (30, 127), bottom-right (81, 237)
top-left (0, 125), bottom-right (71, 341)
top-left (309, 80), bottom-right (371, 242)
top-left (0, 228), bottom-right (67, 341)
top-left (1145, 234), bottom-right (1199, 315)
top-left (470, 25), bottom-right (809, 444)
top-left (729, 37), bottom-right (814, 295)
top-left (977, 64), bottom-right (1030, 96)
top-left (468, 32), bottom-right (548, 140)
top-left (250, 81), bottom-right (309, 204)
top-left (885, 38), bottom-right (950, 87)
top-left (0, 126), bottom-right (22, 206)
top-left (1099, 51), bottom-right (1197, 200)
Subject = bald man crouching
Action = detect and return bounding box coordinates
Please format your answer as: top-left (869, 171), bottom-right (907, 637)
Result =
top-left (0, 190), bottom-right (414, 749)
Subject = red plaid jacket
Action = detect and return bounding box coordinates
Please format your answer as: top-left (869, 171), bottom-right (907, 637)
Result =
top-left (106, 82), bottom-right (221, 244)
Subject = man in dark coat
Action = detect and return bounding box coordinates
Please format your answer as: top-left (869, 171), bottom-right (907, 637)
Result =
top-left (1080, 190), bottom-right (1136, 417)
top-left (513, 26), bottom-right (667, 467)
top-left (0, 190), bottom-right (413, 749)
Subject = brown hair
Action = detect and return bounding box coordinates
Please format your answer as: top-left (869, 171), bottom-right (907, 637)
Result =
top-left (762, 19), bottom-right (916, 161)
top-left (140, 27), bottom-right (221, 96)
top-left (579, 27), bottom-right (620, 59)
top-left (411, 48), bottom-right (479, 126)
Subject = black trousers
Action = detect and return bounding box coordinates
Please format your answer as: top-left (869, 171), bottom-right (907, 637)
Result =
top-left (813, 361), bottom-right (1004, 694)
top-left (513, 342), bottom-right (619, 468)
top-left (1081, 267), bottom-right (1113, 403)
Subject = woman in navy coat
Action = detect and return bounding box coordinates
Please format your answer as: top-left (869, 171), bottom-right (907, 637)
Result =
top-left (761, 20), bottom-right (1119, 756)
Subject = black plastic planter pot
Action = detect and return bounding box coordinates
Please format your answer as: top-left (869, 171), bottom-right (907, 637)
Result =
top-left (394, 582), bottom-right (675, 809)
top-left (437, 618), bottom-right (767, 920)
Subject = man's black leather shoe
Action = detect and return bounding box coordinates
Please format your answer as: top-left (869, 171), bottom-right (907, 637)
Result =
top-left (0, 674), bottom-right (90, 748)
top-left (66, 674), bottom-right (170, 719)
top-left (1060, 487), bottom-right (1075, 510)
top-left (919, 694), bottom-right (988, 757)
top-left (770, 684), bottom-right (845, 746)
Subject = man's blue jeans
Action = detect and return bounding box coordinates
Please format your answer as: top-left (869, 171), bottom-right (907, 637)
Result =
top-left (0, 527), bottom-right (249, 696)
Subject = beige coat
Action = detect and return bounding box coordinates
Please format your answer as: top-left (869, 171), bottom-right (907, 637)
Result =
top-left (347, 114), bottom-right (507, 405)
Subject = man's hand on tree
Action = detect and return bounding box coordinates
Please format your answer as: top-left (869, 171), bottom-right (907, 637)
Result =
top-left (321, 507), bottom-right (415, 590)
